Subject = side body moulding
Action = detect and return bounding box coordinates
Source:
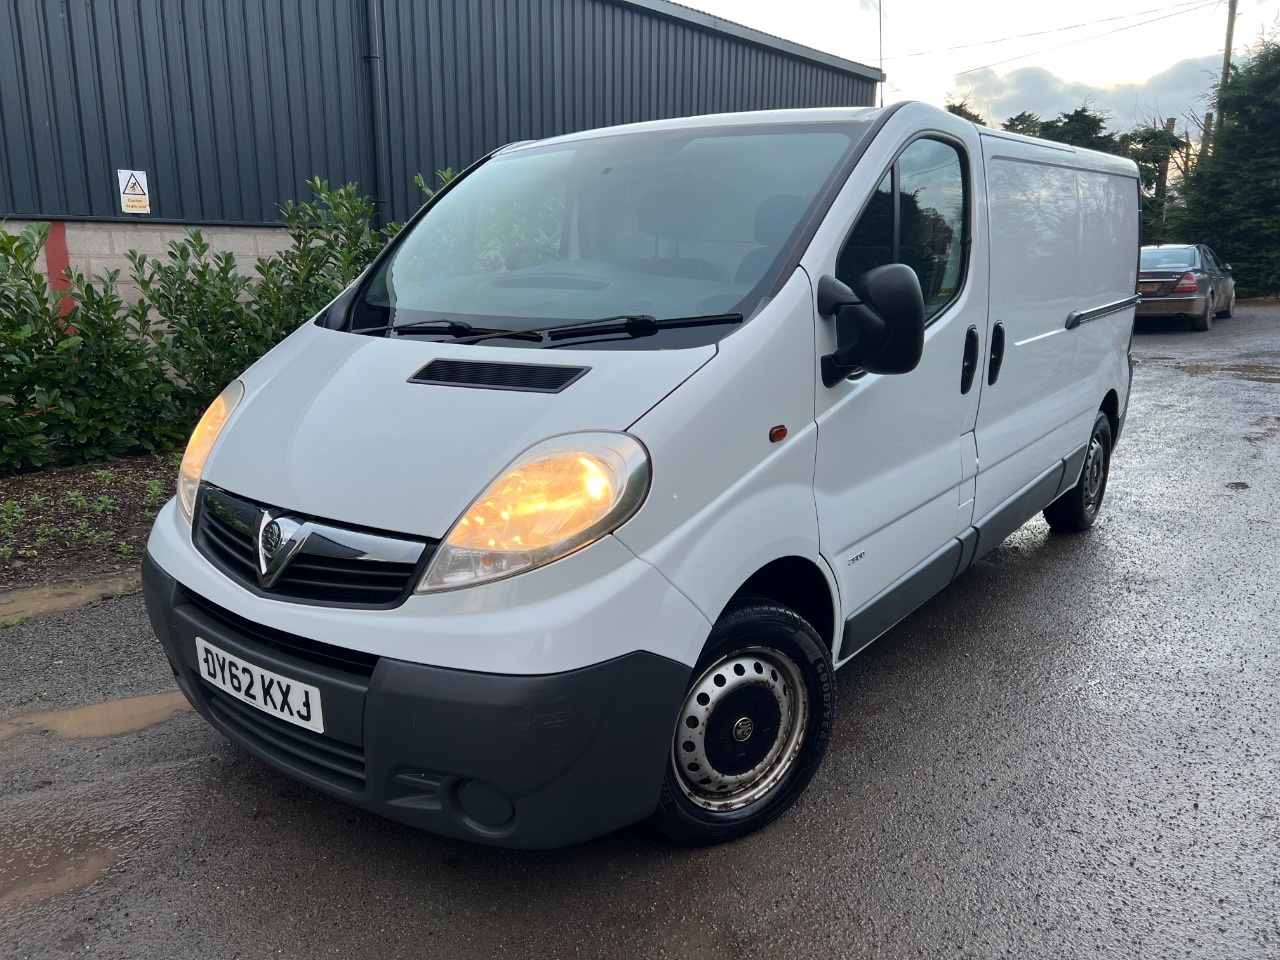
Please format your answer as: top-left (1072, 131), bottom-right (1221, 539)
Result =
top-left (838, 442), bottom-right (1088, 660)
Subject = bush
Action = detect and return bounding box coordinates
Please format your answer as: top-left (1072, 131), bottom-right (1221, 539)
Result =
top-left (1, 176), bottom-right (438, 475)
top-left (130, 231), bottom-right (259, 424)
top-left (1, 224), bottom-right (180, 469)
top-left (0, 225), bottom-right (59, 471)
top-left (131, 178), bottom-right (400, 423)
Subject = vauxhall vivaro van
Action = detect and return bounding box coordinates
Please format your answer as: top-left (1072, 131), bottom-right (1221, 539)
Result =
top-left (144, 102), bottom-right (1139, 848)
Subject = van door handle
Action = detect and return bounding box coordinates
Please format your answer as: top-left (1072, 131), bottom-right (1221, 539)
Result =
top-left (960, 325), bottom-right (979, 394)
top-left (987, 321), bottom-right (1006, 386)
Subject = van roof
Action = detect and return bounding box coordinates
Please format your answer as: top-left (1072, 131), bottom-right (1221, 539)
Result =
top-left (975, 124), bottom-right (1139, 178)
top-left (501, 106), bottom-right (888, 153)
top-left (501, 103), bottom-right (1139, 178)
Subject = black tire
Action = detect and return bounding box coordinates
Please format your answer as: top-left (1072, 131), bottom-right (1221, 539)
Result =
top-left (1216, 286), bottom-right (1235, 319)
top-left (652, 598), bottom-right (834, 846)
top-left (1190, 292), bottom-right (1213, 331)
top-left (1044, 412), bottom-right (1112, 533)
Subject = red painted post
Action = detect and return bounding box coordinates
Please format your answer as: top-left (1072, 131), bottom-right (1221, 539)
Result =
top-left (44, 220), bottom-right (75, 318)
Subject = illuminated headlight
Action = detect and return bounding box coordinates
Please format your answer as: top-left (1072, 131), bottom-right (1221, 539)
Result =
top-left (177, 381), bottom-right (244, 522)
top-left (417, 432), bottom-right (650, 593)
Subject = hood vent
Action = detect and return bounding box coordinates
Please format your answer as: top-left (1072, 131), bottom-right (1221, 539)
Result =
top-left (408, 358), bottom-right (589, 394)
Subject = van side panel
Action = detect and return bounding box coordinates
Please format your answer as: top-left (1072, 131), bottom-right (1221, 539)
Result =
top-left (973, 147), bottom-right (1082, 518)
top-left (1067, 169), bottom-right (1139, 442)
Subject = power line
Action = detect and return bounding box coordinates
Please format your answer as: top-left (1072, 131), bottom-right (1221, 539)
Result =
top-left (954, 1), bottom-right (1219, 76)
top-left (885, 0), bottom-right (1208, 60)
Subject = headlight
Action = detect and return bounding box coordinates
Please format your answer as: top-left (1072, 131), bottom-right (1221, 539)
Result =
top-left (417, 432), bottom-right (650, 593)
top-left (177, 381), bottom-right (244, 521)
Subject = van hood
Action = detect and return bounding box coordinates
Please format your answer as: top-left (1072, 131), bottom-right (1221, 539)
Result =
top-left (203, 324), bottom-right (714, 538)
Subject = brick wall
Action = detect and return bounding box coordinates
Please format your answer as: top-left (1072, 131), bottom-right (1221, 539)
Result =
top-left (2, 219), bottom-right (290, 303)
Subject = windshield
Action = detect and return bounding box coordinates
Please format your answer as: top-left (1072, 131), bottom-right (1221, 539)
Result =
top-left (1141, 248), bottom-right (1196, 270)
top-left (350, 122), bottom-right (868, 349)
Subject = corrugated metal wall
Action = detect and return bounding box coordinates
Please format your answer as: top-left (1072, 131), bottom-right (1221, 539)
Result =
top-left (0, 0), bottom-right (375, 224)
top-left (378, 0), bottom-right (878, 219)
top-left (0, 0), bottom-right (877, 225)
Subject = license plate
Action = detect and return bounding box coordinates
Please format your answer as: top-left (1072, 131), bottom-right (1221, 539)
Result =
top-left (195, 636), bottom-right (324, 733)
top-left (1139, 282), bottom-right (1161, 294)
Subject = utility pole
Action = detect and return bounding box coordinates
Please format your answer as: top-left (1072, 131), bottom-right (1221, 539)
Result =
top-left (1215, 0), bottom-right (1239, 136)
top-left (877, 0), bottom-right (885, 108)
top-left (1153, 117), bottom-right (1178, 244)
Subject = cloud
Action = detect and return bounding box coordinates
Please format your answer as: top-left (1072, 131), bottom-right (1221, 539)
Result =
top-left (957, 55), bottom-right (1221, 129)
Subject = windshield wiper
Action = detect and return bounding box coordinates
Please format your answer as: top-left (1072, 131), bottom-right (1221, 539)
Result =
top-left (454, 313), bottom-right (744, 346)
top-left (546, 312), bottom-right (744, 341)
top-left (354, 319), bottom-right (535, 340)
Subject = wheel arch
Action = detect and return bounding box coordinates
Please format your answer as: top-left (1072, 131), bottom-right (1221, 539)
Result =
top-left (721, 555), bottom-right (838, 656)
top-left (1100, 389), bottom-right (1120, 440)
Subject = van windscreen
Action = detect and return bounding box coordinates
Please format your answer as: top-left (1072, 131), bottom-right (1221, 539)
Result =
top-left (349, 122), bottom-right (868, 349)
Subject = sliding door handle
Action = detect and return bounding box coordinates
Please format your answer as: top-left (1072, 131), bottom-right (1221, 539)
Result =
top-left (960, 325), bottom-right (979, 394)
top-left (988, 321), bottom-right (1006, 386)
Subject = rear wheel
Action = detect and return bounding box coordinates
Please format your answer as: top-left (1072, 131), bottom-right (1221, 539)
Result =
top-left (1044, 412), bottom-right (1112, 533)
top-left (652, 598), bottom-right (834, 846)
top-left (1190, 292), bottom-right (1213, 331)
top-left (1216, 286), bottom-right (1236, 319)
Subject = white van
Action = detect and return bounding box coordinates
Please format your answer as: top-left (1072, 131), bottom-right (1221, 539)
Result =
top-left (143, 102), bottom-right (1139, 849)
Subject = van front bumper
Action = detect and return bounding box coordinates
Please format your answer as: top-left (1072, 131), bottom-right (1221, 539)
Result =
top-left (143, 552), bottom-right (690, 849)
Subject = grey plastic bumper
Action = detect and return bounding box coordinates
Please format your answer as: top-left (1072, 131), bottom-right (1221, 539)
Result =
top-left (143, 552), bottom-right (689, 849)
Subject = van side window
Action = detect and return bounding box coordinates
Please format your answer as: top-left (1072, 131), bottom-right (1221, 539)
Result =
top-left (837, 138), bottom-right (967, 321)
top-left (835, 172), bottom-right (893, 286)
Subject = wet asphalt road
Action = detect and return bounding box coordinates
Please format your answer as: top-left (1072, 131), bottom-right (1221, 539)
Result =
top-left (3, 303), bottom-right (1279, 959)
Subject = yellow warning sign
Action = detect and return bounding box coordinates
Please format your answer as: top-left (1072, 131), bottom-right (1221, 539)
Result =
top-left (117, 169), bottom-right (151, 214)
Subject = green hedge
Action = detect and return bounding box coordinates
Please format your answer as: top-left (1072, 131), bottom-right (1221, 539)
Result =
top-left (1, 176), bottom-right (448, 476)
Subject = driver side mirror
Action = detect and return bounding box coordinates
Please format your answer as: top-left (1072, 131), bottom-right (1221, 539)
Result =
top-left (817, 265), bottom-right (926, 387)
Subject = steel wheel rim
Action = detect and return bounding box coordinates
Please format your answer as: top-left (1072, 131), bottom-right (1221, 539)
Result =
top-left (1083, 434), bottom-right (1106, 513)
top-left (671, 646), bottom-right (808, 812)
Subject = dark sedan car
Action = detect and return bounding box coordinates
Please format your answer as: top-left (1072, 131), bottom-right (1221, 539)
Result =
top-left (1137, 243), bottom-right (1236, 331)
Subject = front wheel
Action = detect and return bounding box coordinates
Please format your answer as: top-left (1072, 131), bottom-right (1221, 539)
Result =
top-left (1044, 412), bottom-right (1112, 533)
top-left (652, 599), bottom-right (834, 846)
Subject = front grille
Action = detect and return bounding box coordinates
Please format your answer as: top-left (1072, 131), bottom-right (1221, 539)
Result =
top-left (183, 590), bottom-right (380, 678)
top-left (201, 684), bottom-right (366, 793)
top-left (193, 485), bottom-right (434, 608)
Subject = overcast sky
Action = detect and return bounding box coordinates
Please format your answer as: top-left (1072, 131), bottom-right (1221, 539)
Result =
top-left (680, 0), bottom-right (1278, 130)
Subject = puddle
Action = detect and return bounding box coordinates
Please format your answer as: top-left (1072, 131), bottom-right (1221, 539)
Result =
top-left (1172, 361), bottom-right (1280, 383)
top-left (0, 847), bottom-right (117, 907)
top-left (0, 573), bottom-right (141, 624)
top-left (0, 691), bottom-right (191, 744)
top-left (0, 817), bottom-right (133, 908)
